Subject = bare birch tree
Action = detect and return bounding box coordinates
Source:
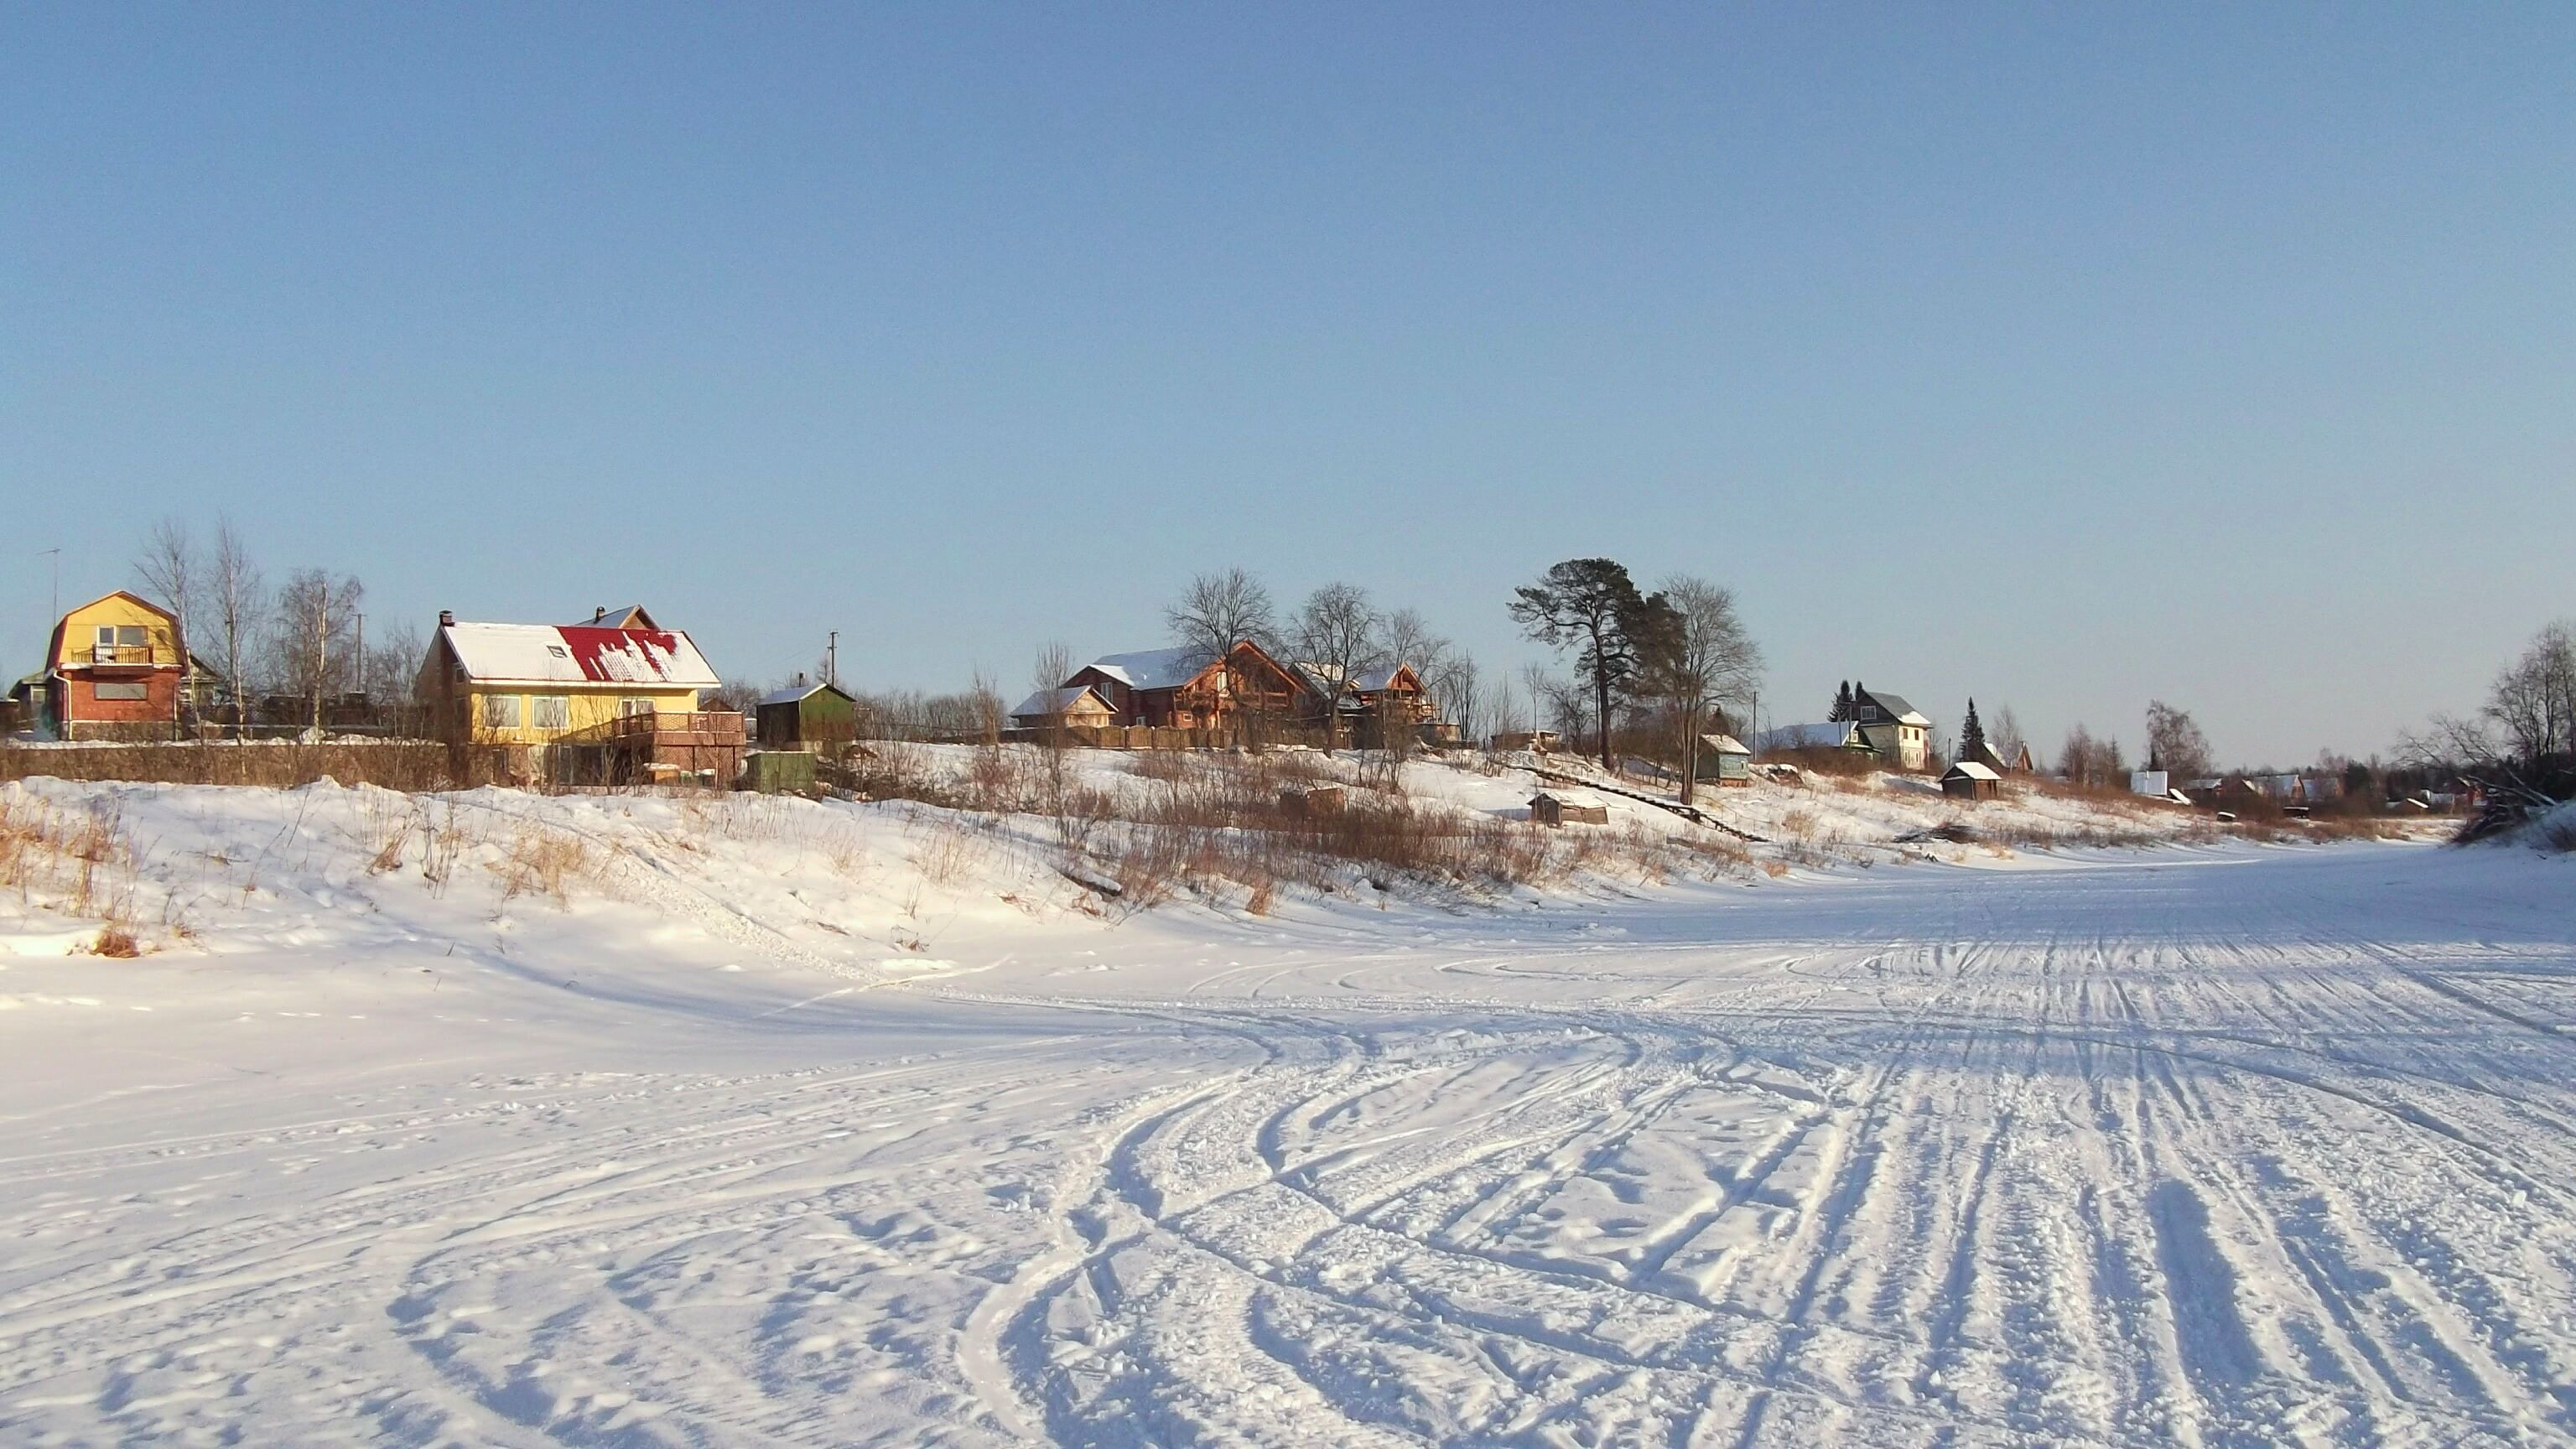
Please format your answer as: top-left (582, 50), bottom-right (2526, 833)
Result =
top-left (131, 518), bottom-right (200, 730)
top-left (270, 569), bottom-right (363, 735)
top-left (2144, 700), bottom-right (2214, 781)
top-left (205, 519), bottom-right (263, 734)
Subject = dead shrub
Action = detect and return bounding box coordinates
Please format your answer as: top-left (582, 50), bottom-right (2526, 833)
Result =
top-left (495, 824), bottom-right (588, 907)
top-left (87, 925), bottom-right (141, 958)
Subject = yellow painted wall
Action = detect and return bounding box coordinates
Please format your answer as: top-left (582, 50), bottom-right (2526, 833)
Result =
top-left (54, 595), bottom-right (180, 668)
top-left (460, 685), bottom-right (702, 745)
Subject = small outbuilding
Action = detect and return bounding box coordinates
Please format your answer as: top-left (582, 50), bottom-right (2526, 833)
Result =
top-left (756, 675), bottom-right (860, 751)
top-left (1941, 761), bottom-right (2002, 801)
top-left (1009, 684), bottom-right (1119, 732)
top-left (1693, 734), bottom-right (1753, 787)
top-left (1529, 792), bottom-right (1609, 827)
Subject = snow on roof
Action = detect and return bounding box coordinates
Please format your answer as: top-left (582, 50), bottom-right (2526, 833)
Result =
top-left (1701, 734), bottom-right (1751, 755)
top-left (1079, 646), bottom-right (1217, 692)
top-left (1349, 664), bottom-right (1415, 693)
top-left (1757, 721), bottom-right (1862, 752)
top-left (757, 678), bottom-right (848, 708)
top-left (1010, 685), bottom-right (1109, 719)
top-left (1947, 761), bottom-right (2002, 781)
top-left (442, 622), bottom-right (718, 688)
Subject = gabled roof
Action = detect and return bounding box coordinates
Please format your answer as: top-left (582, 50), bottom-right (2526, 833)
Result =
top-left (1758, 721), bottom-right (1863, 752)
top-left (758, 678), bottom-right (854, 709)
top-left (569, 605), bottom-right (661, 631)
top-left (1945, 761), bottom-right (2002, 782)
top-left (1854, 688), bottom-right (1930, 727)
top-left (1010, 684), bottom-right (1114, 720)
top-left (1701, 734), bottom-right (1751, 756)
top-left (1078, 645), bottom-right (1220, 692)
top-left (440, 621), bottom-right (718, 688)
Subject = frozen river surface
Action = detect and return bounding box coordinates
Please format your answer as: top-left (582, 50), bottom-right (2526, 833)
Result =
top-left (6, 840), bottom-right (2574, 1446)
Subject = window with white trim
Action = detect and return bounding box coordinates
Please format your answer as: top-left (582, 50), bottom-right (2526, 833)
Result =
top-left (94, 682), bottom-right (148, 701)
top-left (620, 698), bottom-right (655, 717)
top-left (480, 693), bottom-right (522, 730)
top-left (532, 695), bottom-right (570, 730)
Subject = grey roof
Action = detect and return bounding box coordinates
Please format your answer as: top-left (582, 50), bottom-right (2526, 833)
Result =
top-left (1010, 685), bottom-right (1111, 719)
top-left (1855, 688), bottom-right (1929, 726)
top-left (1079, 646), bottom-right (1218, 693)
top-left (758, 678), bottom-right (852, 708)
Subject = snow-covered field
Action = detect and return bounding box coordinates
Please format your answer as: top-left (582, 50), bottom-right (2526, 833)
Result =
top-left (2, 772), bottom-right (2569, 1446)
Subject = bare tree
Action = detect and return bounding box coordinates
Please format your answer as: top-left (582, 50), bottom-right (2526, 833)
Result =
top-left (2485, 621), bottom-right (2576, 770)
top-left (1031, 641), bottom-right (1077, 748)
top-left (2058, 723), bottom-right (2127, 789)
top-left (1642, 576), bottom-right (1763, 803)
top-left (1291, 583), bottom-right (1383, 751)
top-left (1165, 569), bottom-right (1275, 665)
top-left (2144, 700), bottom-right (2214, 781)
top-left (366, 620), bottom-right (425, 735)
top-left (1436, 651), bottom-right (1481, 745)
top-left (130, 518), bottom-right (201, 732)
top-left (1991, 704), bottom-right (2028, 766)
top-left (269, 569), bottom-right (363, 734)
top-left (967, 669), bottom-right (1005, 746)
top-left (204, 519), bottom-right (263, 734)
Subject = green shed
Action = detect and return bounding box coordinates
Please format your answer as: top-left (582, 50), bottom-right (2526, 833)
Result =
top-left (756, 676), bottom-right (858, 751)
top-left (740, 749), bottom-right (818, 795)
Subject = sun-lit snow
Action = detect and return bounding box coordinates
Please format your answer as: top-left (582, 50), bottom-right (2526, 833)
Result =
top-left (0, 766), bottom-right (2566, 1446)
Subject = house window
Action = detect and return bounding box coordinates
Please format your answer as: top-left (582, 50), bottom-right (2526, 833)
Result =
top-left (480, 693), bottom-right (522, 730)
top-left (94, 682), bottom-right (148, 701)
top-left (546, 644), bottom-right (569, 659)
top-left (532, 696), bottom-right (570, 730)
top-left (620, 698), bottom-right (655, 717)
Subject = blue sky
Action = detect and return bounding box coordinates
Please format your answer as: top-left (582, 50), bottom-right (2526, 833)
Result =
top-left (5, 4), bottom-right (2570, 766)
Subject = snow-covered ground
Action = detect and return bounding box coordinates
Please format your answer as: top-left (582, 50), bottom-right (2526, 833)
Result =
top-left (2, 773), bottom-right (2568, 1446)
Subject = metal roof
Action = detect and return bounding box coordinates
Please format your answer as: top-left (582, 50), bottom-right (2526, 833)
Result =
top-left (440, 621), bottom-right (718, 688)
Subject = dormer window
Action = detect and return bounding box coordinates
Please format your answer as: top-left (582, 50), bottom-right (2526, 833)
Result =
top-left (546, 644), bottom-right (569, 659)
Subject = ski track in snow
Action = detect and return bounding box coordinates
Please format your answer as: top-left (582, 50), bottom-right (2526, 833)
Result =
top-left (4, 827), bottom-right (2575, 1444)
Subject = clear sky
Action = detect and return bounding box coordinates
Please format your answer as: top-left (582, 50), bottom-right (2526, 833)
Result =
top-left (5, 4), bottom-right (2570, 766)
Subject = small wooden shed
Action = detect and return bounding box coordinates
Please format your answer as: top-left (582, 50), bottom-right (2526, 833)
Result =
top-left (1694, 734), bottom-right (1753, 787)
top-left (756, 676), bottom-right (859, 751)
top-left (1530, 792), bottom-right (1609, 827)
top-left (1941, 761), bottom-right (2002, 801)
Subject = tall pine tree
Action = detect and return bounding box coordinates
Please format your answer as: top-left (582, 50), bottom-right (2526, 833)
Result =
top-left (1962, 698), bottom-right (1986, 759)
top-left (1830, 681), bottom-right (1853, 722)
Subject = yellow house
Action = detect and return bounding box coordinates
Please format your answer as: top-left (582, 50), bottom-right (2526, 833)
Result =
top-left (38, 590), bottom-right (185, 740)
top-left (417, 610), bottom-right (719, 746)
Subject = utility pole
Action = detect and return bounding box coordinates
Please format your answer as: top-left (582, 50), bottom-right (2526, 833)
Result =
top-left (39, 546), bottom-right (60, 629)
top-left (826, 631), bottom-right (839, 688)
top-left (355, 612), bottom-right (365, 699)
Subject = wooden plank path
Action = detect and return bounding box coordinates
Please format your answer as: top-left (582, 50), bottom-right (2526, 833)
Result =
top-left (1523, 764), bottom-right (1773, 844)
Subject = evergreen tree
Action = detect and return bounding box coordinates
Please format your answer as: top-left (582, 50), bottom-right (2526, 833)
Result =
top-left (1831, 681), bottom-right (1853, 721)
top-left (1962, 698), bottom-right (1986, 758)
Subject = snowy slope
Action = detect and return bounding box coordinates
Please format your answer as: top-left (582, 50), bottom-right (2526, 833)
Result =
top-left (1, 776), bottom-right (2567, 1446)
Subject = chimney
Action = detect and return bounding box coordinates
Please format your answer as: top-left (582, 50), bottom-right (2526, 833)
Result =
top-left (594, 607), bottom-right (606, 624)
top-left (439, 610), bottom-right (454, 628)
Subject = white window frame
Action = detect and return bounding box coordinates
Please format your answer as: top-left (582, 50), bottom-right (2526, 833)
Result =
top-left (480, 693), bottom-right (522, 730)
top-left (532, 695), bottom-right (570, 731)
top-left (620, 698), bottom-right (655, 718)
